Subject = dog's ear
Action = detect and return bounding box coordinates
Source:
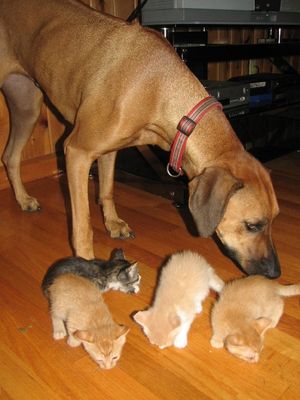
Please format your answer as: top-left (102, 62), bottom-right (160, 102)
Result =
top-left (188, 167), bottom-right (244, 237)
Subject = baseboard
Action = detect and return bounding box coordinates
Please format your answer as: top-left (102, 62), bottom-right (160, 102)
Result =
top-left (0, 153), bottom-right (63, 190)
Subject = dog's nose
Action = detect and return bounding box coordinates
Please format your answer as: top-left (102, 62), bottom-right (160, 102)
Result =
top-left (266, 265), bottom-right (281, 279)
top-left (248, 249), bottom-right (281, 279)
top-left (265, 247), bottom-right (281, 279)
top-left (266, 266), bottom-right (281, 279)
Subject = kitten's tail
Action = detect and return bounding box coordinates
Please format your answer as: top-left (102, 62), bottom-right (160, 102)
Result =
top-left (208, 269), bottom-right (225, 293)
top-left (277, 283), bottom-right (300, 297)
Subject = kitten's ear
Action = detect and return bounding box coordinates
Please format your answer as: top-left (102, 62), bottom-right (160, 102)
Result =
top-left (73, 330), bottom-right (95, 343)
top-left (110, 248), bottom-right (125, 261)
top-left (253, 317), bottom-right (272, 335)
top-left (133, 310), bottom-right (150, 328)
top-left (225, 334), bottom-right (244, 347)
top-left (127, 262), bottom-right (138, 275)
top-left (116, 324), bottom-right (130, 339)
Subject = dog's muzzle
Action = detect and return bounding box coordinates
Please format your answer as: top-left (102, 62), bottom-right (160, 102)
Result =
top-left (247, 248), bottom-right (281, 279)
top-left (223, 244), bottom-right (281, 279)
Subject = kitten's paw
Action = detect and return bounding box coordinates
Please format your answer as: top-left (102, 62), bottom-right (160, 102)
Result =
top-left (210, 337), bottom-right (224, 348)
top-left (174, 336), bottom-right (188, 349)
top-left (53, 330), bottom-right (67, 340)
top-left (195, 304), bottom-right (202, 313)
top-left (67, 336), bottom-right (81, 347)
top-left (133, 285), bottom-right (140, 294)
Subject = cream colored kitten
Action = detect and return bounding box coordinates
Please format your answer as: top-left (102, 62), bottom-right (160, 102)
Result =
top-left (45, 274), bottom-right (129, 369)
top-left (210, 275), bottom-right (300, 363)
top-left (134, 251), bottom-right (224, 349)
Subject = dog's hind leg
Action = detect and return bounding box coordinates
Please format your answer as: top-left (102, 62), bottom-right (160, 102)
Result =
top-left (1, 74), bottom-right (43, 211)
top-left (97, 151), bottom-right (134, 239)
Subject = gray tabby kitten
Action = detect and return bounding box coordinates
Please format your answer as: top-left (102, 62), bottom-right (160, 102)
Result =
top-left (42, 248), bottom-right (140, 295)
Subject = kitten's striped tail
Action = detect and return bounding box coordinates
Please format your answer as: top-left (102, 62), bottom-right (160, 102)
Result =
top-left (208, 269), bottom-right (225, 293)
top-left (277, 283), bottom-right (300, 297)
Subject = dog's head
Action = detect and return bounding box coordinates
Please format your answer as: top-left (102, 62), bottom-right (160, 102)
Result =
top-left (188, 158), bottom-right (280, 278)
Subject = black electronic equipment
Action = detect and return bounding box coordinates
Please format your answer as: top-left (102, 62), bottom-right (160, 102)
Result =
top-left (202, 80), bottom-right (250, 111)
top-left (230, 73), bottom-right (300, 108)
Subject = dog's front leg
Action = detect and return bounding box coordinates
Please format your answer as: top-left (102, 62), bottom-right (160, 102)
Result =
top-left (65, 142), bottom-right (95, 259)
top-left (98, 151), bottom-right (134, 239)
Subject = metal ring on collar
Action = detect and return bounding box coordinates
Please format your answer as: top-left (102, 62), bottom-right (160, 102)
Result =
top-left (167, 163), bottom-right (182, 178)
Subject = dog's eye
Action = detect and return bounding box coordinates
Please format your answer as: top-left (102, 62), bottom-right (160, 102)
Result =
top-left (245, 222), bottom-right (264, 233)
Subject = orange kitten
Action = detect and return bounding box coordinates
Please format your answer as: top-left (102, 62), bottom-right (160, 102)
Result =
top-left (134, 251), bottom-right (224, 349)
top-left (45, 274), bottom-right (129, 369)
top-left (210, 275), bottom-right (300, 363)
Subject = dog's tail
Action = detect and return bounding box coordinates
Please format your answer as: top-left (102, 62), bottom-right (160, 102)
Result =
top-left (208, 269), bottom-right (225, 293)
top-left (277, 283), bottom-right (300, 297)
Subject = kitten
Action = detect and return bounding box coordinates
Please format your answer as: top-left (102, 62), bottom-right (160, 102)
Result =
top-left (41, 248), bottom-right (140, 295)
top-left (134, 250), bottom-right (224, 349)
top-left (210, 275), bottom-right (300, 363)
top-left (44, 273), bottom-right (129, 369)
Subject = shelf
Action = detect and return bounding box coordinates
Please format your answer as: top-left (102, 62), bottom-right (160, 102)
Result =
top-left (181, 42), bottom-right (300, 62)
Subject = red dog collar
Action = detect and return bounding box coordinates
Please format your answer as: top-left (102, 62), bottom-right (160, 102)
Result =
top-left (167, 96), bottom-right (223, 177)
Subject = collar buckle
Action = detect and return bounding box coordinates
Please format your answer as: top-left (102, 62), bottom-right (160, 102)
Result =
top-left (168, 96), bottom-right (222, 177)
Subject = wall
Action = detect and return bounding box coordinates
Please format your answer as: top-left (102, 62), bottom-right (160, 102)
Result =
top-left (207, 27), bottom-right (300, 80)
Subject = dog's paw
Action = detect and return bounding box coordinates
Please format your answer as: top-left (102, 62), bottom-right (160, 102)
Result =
top-left (19, 195), bottom-right (41, 212)
top-left (106, 219), bottom-right (135, 239)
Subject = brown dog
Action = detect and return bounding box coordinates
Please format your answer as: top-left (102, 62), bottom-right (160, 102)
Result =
top-left (0, 0), bottom-right (280, 277)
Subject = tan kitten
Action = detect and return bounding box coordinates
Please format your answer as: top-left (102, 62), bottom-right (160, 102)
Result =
top-left (210, 275), bottom-right (300, 363)
top-left (134, 251), bottom-right (224, 349)
top-left (45, 274), bottom-right (129, 369)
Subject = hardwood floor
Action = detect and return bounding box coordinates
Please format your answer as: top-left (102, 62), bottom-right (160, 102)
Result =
top-left (0, 152), bottom-right (299, 400)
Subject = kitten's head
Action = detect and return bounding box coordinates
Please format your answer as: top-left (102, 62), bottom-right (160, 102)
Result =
top-left (134, 309), bottom-right (182, 349)
top-left (224, 317), bottom-right (272, 363)
top-left (105, 249), bottom-right (140, 293)
top-left (73, 324), bottom-right (129, 369)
